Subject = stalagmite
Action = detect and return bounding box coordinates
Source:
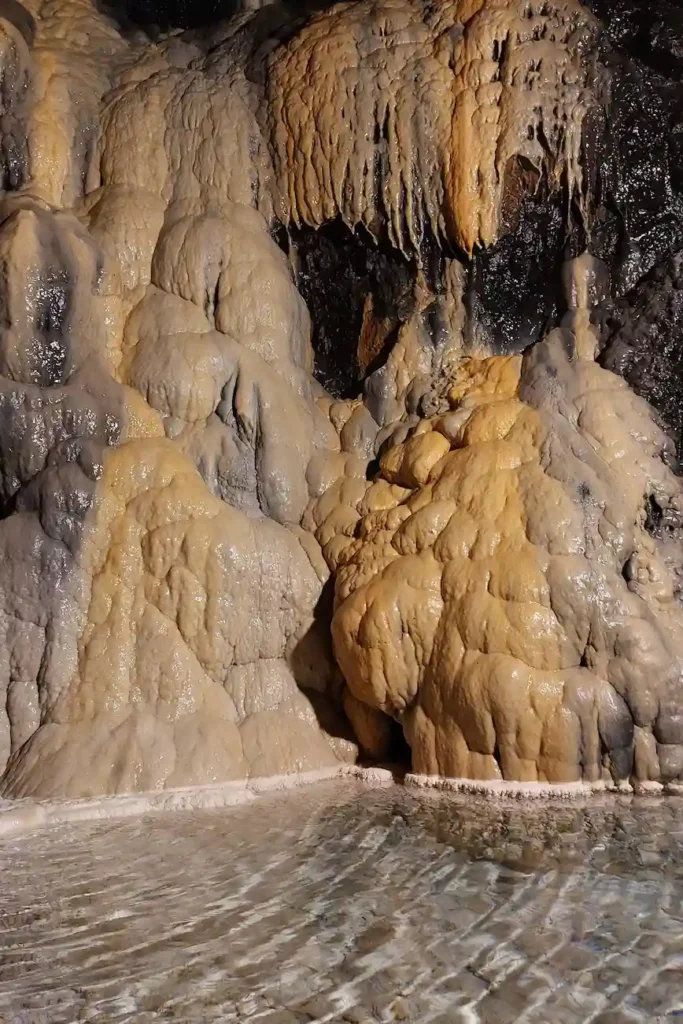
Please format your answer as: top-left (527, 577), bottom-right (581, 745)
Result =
top-left (327, 336), bottom-right (683, 784)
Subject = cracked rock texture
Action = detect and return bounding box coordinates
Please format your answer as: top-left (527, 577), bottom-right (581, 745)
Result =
top-left (0, 0), bottom-right (682, 795)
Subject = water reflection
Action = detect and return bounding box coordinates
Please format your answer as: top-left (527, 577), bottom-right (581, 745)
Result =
top-left (0, 779), bottom-right (682, 1022)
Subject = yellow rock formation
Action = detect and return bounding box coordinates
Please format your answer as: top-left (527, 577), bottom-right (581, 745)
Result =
top-left (312, 344), bottom-right (683, 784)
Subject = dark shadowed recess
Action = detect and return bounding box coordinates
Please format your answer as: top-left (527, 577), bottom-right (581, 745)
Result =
top-left (281, 180), bottom-right (577, 400)
top-left (0, 0), bottom-right (34, 43)
top-left (99, 0), bottom-right (240, 30)
top-left (99, 0), bottom-right (337, 33)
top-left (466, 189), bottom-right (570, 356)
top-left (289, 203), bottom-right (573, 400)
top-left (282, 220), bottom-right (418, 399)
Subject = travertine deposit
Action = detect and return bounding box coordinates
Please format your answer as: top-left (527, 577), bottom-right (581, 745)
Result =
top-left (0, 0), bottom-right (682, 796)
top-left (323, 334), bottom-right (683, 784)
top-left (267, 0), bottom-right (594, 253)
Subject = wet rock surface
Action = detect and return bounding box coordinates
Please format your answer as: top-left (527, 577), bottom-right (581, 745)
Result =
top-left (601, 250), bottom-right (683, 459)
top-left (585, 0), bottom-right (683, 452)
top-left (1, 0), bottom-right (683, 792)
top-left (1, 780), bottom-right (682, 1022)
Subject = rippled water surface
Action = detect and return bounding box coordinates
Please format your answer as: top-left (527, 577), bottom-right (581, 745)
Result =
top-left (1, 780), bottom-right (683, 1023)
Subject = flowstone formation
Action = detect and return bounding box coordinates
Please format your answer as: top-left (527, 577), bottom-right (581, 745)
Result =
top-left (0, 0), bottom-right (682, 797)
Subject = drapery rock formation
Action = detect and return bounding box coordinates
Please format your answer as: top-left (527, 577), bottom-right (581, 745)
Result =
top-left (267, 0), bottom-right (593, 254)
top-left (0, 0), bottom-right (682, 796)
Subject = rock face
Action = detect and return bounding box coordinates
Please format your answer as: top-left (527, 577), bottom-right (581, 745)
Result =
top-left (0, 0), bottom-right (355, 796)
top-left (327, 338), bottom-right (683, 784)
top-left (0, 0), bottom-right (682, 795)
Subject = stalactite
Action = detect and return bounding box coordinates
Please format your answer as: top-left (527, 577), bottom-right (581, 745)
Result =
top-left (266, 0), bottom-right (595, 256)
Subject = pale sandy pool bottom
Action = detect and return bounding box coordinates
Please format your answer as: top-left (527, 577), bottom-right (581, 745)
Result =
top-left (1, 777), bottom-right (682, 1023)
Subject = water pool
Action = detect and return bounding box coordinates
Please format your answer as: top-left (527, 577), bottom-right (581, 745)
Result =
top-left (0, 779), bottom-right (682, 1023)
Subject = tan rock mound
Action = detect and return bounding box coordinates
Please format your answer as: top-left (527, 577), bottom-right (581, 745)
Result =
top-left (319, 339), bottom-right (683, 785)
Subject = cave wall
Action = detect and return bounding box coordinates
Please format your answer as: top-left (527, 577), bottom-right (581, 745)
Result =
top-left (0, 0), bottom-right (681, 796)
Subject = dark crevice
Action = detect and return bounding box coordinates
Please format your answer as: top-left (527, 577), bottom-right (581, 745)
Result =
top-left (385, 718), bottom-right (412, 770)
top-left (365, 458), bottom-right (380, 481)
top-left (644, 492), bottom-right (683, 539)
top-left (466, 188), bottom-right (570, 355)
top-left (96, 0), bottom-right (340, 37)
top-left (96, 0), bottom-right (248, 32)
top-left (646, 494), bottom-right (665, 537)
top-left (0, 0), bottom-right (34, 45)
top-left (0, 489), bottom-right (16, 523)
top-left (285, 218), bottom-right (416, 399)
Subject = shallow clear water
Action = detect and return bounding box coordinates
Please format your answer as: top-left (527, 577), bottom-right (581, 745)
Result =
top-left (1, 780), bottom-right (683, 1023)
